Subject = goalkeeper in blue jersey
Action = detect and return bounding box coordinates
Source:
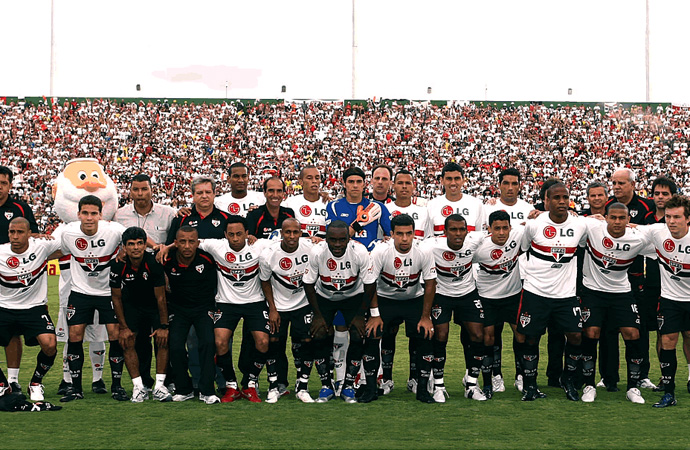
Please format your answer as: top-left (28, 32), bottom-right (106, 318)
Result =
top-left (326, 167), bottom-right (391, 251)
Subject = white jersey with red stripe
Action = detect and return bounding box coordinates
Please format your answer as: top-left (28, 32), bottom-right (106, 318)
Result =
top-left (387, 203), bottom-right (432, 239)
top-left (368, 240), bottom-right (436, 300)
top-left (303, 240), bottom-right (372, 301)
top-left (50, 223), bottom-right (71, 307)
top-left (259, 239), bottom-right (313, 312)
top-left (198, 238), bottom-right (271, 305)
top-left (521, 213), bottom-right (587, 298)
top-left (427, 193), bottom-right (485, 236)
top-left (642, 223), bottom-right (690, 302)
top-left (282, 194), bottom-right (328, 238)
top-left (422, 234), bottom-right (482, 297)
top-left (215, 191), bottom-right (265, 217)
top-left (582, 218), bottom-right (653, 293)
top-left (484, 198), bottom-right (533, 228)
top-left (0, 238), bottom-right (61, 309)
top-left (473, 227), bottom-right (524, 299)
top-left (60, 221), bottom-right (125, 297)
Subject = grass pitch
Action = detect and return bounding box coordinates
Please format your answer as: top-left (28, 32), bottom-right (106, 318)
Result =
top-left (2, 277), bottom-right (690, 449)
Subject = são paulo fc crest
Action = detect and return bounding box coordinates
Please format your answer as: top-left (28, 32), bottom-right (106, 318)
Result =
top-left (300, 205), bottom-right (312, 216)
top-left (142, 272), bottom-right (149, 280)
top-left (229, 203), bottom-right (240, 214)
top-left (602, 237), bottom-right (614, 249)
top-left (332, 278), bottom-right (345, 290)
top-left (543, 226), bottom-right (557, 239)
top-left (66, 305), bottom-right (76, 320)
top-left (17, 273), bottom-right (31, 286)
top-left (663, 239), bottom-right (675, 252)
top-left (431, 305), bottom-right (442, 320)
top-left (630, 210), bottom-right (638, 218)
top-left (395, 275), bottom-right (409, 288)
top-left (6, 256), bottom-right (19, 269)
top-left (580, 307), bottom-right (591, 322)
top-left (75, 238), bottom-right (88, 251)
top-left (84, 258), bottom-right (99, 271)
top-left (550, 247), bottom-right (565, 261)
top-left (212, 219), bottom-right (221, 227)
top-left (4, 211), bottom-right (13, 221)
top-left (209, 310), bottom-right (222, 324)
top-left (601, 255), bottom-right (617, 269)
top-left (669, 260), bottom-right (683, 275)
top-left (196, 264), bottom-right (204, 273)
top-left (519, 312), bottom-right (531, 327)
top-left (279, 257), bottom-right (292, 270)
top-left (305, 225), bottom-right (319, 236)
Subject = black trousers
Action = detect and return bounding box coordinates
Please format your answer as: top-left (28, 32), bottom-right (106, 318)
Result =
top-left (169, 306), bottom-right (216, 397)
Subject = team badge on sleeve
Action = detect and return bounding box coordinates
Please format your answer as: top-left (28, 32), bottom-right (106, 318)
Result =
top-left (196, 264), bottom-right (204, 273)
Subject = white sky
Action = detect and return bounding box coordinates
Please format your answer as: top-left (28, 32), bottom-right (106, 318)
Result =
top-left (1, 0), bottom-right (689, 102)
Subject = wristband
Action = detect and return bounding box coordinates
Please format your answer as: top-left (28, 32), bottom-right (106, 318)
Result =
top-left (159, 323), bottom-right (169, 330)
top-left (370, 307), bottom-right (380, 317)
top-left (351, 221), bottom-right (363, 233)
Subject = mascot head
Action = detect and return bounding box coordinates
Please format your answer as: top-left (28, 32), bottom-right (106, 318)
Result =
top-left (52, 158), bottom-right (118, 223)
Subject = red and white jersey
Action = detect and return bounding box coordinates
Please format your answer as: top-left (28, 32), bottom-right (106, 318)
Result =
top-left (282, 194), bottom-right (328, 238)
top-left (50, 223), bottom-right (71, 307)
top-left (521, 213), bottom-right (587, 298)
top-left (582, 218), bottom-right (653, 293)
top-left (259, 239), bottom-right (313, 312)
top-left (473, 227), bottom-right (524, 299)
top-left (387, 203), bottom-right (432, 239)
top-left (422, 234), bottom-right (482, 297)
top-left (0, 238), bottom-right (61, 309)
top-left (198, 238), bottom-right (271, 305)
top-left (60, 221), bottom-right (125, 297)
top-left (303, 240), bottom-right (372, 301)
top-left (368, 240), bottom-right (436, 300)
top-left (215, 191), bottom-right (265, 217)
top-left (427, 194), bottom-right (485, 236)
top-left (484, 198), bottom-right (533, 228)
top-left (643, 224), bottom-right (690, 302)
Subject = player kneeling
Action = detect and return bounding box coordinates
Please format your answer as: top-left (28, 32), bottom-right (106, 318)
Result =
top-left (111, 227), bottom-right (172, 403)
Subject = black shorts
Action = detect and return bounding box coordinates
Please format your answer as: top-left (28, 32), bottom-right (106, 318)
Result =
top-left (579, 286), bottom-right (640, 330)
top-left (317, 293), bottom-right (363, 330)
top-left (67, 292), bottom-right (117, 326)
top-left (213, 302), bottom-right (270, 334)
top-left (0, 305), bottom-right (55, 347)
top-left (379, 296), bottom-right (425, 339)
top-left (657, 297), bottom-right (690, 335)
top-left (432, 290), bottom-right (484, 325)
top-left (482, 293), bottom-right (521, 326)
top-left (271, 305), bottom-right (314, 341)
top-left (516, 290), bottom-right (582, 336)
top-left (123, 303), bottom-right (161, 334)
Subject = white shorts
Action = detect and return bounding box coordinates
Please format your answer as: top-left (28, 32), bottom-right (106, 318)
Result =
top-left (56, 306), bottom-right (108, 343)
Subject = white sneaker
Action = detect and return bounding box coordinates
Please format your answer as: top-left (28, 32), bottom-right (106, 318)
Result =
top-left (462, 369), bottom-right (469, 387)
top-left (131, 386), bottom-right (147, 403)
top-left (464, 385), bottom-right (487, 401)
top-left (152, 385), bottom-right (173, 402)
top-left (0, 384), bottom-right (10, 397)
top-left (199, 394), bottom-right (220, 404)
top-left (638, 378), bottom-right (657, 390)
top-left (626, 387), bottom-right (645, 404)
top-left (433, 385), bottom-right (449, 403)
top-left (514, 375), bottom-right (524, 393)
top-left (406, 378), bottom-right (418, 394)
top-left (172, 392), bottom-right (195, 402)
top-left (28, 383), bottom-right (45, 401)
top-left (596, 378), bottom-right (606, 388)
top-left (379, 379), bottom-right (394, 395)
top-left (492, 375), bottom-right (505, 393)
top-left (581, 385), bottom-right (597, 403)
top-left (296, 389), bottom-right (315, 403)
top-left (266, 388), bottom-right (280, 404)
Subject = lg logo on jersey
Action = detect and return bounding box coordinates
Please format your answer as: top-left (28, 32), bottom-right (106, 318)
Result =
top-left (327, 258), bottom-right (351, 271)
top-left (75, 238), bottom-right (105, 250)
top-left (543, 226), bottom-right (573, 239)
top-left (442, 206), bottom-right (470, 217)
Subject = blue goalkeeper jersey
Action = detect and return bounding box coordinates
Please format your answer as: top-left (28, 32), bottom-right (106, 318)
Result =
top-left (326, 197), bottom-right (391, 251)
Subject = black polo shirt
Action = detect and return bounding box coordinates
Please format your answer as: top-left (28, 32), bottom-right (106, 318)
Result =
top-left (644, 210), bottom-right (664, 288)
top-left (161, 248), bottom-right (217, 310)
top-left (110, 252), bottom-right (166, 309)
top-left (605, 193), bottom-right (655, 276)
top-left (166, 205), bottom-right (229, 245)
top-left (246, 205), bottom-right (295, 239)
top-left (0, 195), bottom-right (39, 243)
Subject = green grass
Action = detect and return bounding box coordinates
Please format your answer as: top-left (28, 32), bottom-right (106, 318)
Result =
top-left (2, 276), bottom-right (690, 449)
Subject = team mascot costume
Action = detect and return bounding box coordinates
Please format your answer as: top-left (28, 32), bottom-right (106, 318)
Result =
top-left (52, 158), bottom-right (119, 395)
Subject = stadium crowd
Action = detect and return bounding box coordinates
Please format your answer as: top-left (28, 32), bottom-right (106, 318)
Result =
top-left (1, 99), bottom-right (690, 233)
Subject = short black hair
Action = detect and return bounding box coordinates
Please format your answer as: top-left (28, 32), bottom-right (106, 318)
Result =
top-left (342, 166), bottom-right (366, 182)
top-left (488, 210), bottom-right (511, 226)
top-left (499, 168), bottom-right (521, 183)
top-left (391, 213), bottom-right (415, 232)
top-left (176, 226), bottom-right (198, 238)
top-left (546, 182), bottom-right (568, 199)
top-left (226, 214), bottom-right (248, 231)
top-left (0, 166), bottom-right (13, 183)
top-left (394, 169), bottom-right (414, 181)
top-left (652, 176), bottom-right (678, 195)
top-left (263, 176), bottom-right (285, 192)
top-left (326, 220), bottom-right (350, 236)
top-left (122, 226), bottom-right (147, 245)
top-left (444, 213), bottom-right (466, 230)
top-left (298, 165), bottom-right (319, 180)
top-left (78, 195), bottom-right (103, 213)
top-left (229, 162), bottom-right (249, 176)
top-left (607, 202), bottom-right (629, 214)
top-left (441, 162), bottom-right (464, 178)
top-left (131, 174), bottom-right (151, 186)
top-left (539, 177), bottom-right (561, 201)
